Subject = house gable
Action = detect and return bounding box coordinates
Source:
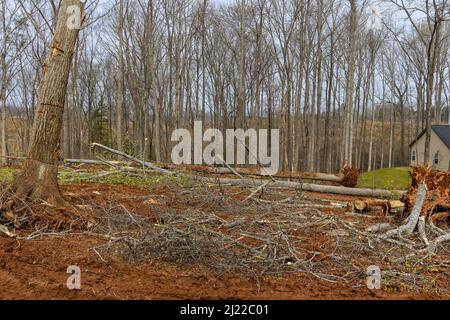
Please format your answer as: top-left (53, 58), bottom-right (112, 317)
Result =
top-left (410, 126), bottom-right (450, 171)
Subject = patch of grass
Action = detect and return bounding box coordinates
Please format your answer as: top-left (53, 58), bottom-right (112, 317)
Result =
top-left (0, 167), bottom-right (195, 189)
top-left (359, 167), bottom-right (411, 190)
top-left (58, 170), bottom-right (195, 188)
top-left (0, 167), bottom-right (16, 184)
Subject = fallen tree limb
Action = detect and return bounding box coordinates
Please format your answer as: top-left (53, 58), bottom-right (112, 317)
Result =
top-left (380, 183), bottom-right (427, 239)
top-left (197, 176), bottom-right (405, 198)
top-left (215, 154), bottom-right (244, 179)
top-left (0, 224), bottom-right (16, 238)
top-left (65, 159), bottom-right (128, 166)
top-left (366, 223), bottom-right (395, 233)
top-left (1, 156), bottom-right (130, 167)
top-left (91, 143), bottom-right (173, 175)
top-left (243, 181), bottom-right (271, 202)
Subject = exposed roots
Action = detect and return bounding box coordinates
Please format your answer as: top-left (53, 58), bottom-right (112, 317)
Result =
top-left (401, 165), bottom-right (450, 223)
top-left (426, 233), bottom-right (450, 255)
top-left (381, 184), bottom-right (427, 240)
top-left (368, 182), bottom-right (450, 255)
top-left (6, 159), bottom-right (68, 209)
top-left (341, 166), bottom-right (360, 188)
top-left (418, 216), bottom-right (429, 246)
top-left (0, 160), bottom-right (95, 232)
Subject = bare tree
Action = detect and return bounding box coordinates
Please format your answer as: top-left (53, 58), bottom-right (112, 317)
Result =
top-left (8, 0), bottom-right (83, 207)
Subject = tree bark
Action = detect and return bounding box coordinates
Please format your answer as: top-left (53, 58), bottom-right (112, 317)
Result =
top-left (116, 0), bottom-right (125, 151)
top-left (343, 0), bottom-right (357, 166)
top-left (197, 176), bottom-right (405, 199)
top-left (8, 0), bottom-right (83, 208)
top-left (1, 0), bottom-right (8, 165)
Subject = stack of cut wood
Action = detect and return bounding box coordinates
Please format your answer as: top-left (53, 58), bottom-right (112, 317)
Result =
top-left (401, 165), bottom-right (450, 224)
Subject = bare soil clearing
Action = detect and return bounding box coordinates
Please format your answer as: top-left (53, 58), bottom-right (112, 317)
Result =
top-left (0, 178), bottom-right (449, 300)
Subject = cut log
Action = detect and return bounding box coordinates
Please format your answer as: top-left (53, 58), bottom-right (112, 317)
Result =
top-left (198, 176), bottom-right (405, 199)
top-left (351, 199), bottom-right (405, 213)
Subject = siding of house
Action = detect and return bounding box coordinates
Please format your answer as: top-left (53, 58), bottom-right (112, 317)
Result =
top-left (410, 131), bottom-right (450, 171)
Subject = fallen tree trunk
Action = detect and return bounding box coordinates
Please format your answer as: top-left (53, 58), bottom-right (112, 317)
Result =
top-left (64, 159), bottom-right (128, 165)
top-left (158, 163), bottom-right (357, 186)
top-left (0, 156), bottom-right (129, 167)
top-left (1, 154), bottom-right (359, 188)
top-left (197, 176), bottom-right (405, 198)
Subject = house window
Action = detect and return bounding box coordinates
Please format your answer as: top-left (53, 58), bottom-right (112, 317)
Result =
top-left (434, 152), bottom-right (439, 165)
top-left (411, 150), bottom-right (416, 161)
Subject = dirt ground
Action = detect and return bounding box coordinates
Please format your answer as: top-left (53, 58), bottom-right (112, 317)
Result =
top-left (0, 179), bottom-right (449, 300)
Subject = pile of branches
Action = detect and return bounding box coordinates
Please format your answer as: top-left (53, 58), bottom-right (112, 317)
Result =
top-left (87, 187), bottom-right (369, 280)
top-left (87, 183), bottom-right (445, 290)
top-left (401, 166), bottom-right (450, 225)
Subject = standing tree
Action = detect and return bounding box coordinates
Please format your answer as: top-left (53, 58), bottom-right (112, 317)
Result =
top-left (386, 0), bottom-right (450, 164)
top-left (343, 0), bottom-right (357, 167)
top-left (8, 0), bottom-right (84, 207)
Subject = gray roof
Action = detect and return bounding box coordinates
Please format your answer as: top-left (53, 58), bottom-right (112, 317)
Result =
top-left (433, 125), bottom-right (450, 149)
top-left (409, 124), bottom-right (450, 149)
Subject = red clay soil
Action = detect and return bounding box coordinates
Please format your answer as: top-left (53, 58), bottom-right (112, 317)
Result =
top-left (1, 234), bottom-right (448, 300)
top-left (0, 183), bottom-right (449, 300)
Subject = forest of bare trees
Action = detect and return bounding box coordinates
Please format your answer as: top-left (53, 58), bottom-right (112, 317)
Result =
top-left (1, 0), bottom-right (450, 174)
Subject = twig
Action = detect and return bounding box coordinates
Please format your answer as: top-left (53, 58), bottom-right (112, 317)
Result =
top-left (243, 181), bottom-right (270, 203)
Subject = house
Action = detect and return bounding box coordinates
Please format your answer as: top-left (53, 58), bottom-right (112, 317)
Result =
top-left (409, 125), bottom-right (450, 171)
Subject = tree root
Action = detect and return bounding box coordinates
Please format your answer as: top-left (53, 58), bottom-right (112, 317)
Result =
top-left (380, 184), bottom-right (427, 240)
top-left (424, 232), bottom-right (450, 255)
top-left (418, 216), bottom-right (429, 245)
top-left (366, 183), bottom-right (450, 255)
top-left (5, 159), bottom-right (69, 209)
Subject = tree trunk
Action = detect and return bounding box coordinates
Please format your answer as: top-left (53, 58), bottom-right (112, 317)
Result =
top-left (8, 0), bottom-right (83, 208)
top-left (343, 0), bottom-right (357, 166)
top-left (116, 0), bottom-right (125, 151)
top-left (197, 176), bottom-right (405, 199)
top-left (1, 1), bottom-right (7, 165)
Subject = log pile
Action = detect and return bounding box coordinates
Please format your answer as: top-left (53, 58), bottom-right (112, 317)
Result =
top-left (401, 165), bottom-right (450, 225)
